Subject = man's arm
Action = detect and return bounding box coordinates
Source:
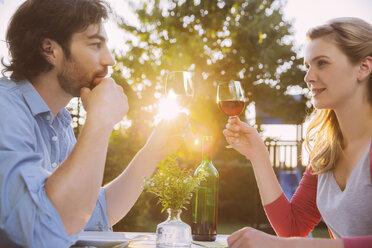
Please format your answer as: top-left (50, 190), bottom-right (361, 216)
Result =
top-left (103, 146), bottom-right (163, 226)
top-left (45, 117), bottom-right (112, 234)
top-left (0, 93), bottom-right (77, 246)
top-left (104, 116), bottom-right (188, 226)
top-left (45, 79), bottom-right (128, 235)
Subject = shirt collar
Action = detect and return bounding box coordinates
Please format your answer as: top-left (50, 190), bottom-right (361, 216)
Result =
top-left (20, 80), bottom-right (72, 127)
top-left (57, 108), bottom-right (72, 127)
top-left (20, 80), bottom-right (50, 116)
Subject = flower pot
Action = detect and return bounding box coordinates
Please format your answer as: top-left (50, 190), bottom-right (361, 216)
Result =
top-left (156, 209), bottom-right (191, 247)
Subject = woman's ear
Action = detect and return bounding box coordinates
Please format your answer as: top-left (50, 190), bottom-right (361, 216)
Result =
top-left (357, 56), bottom-right (372, 82)
top-left (41, 38), bottom-right (61, 66)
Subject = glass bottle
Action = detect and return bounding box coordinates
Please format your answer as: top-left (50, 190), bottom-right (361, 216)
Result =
top-left (156, 209), bottom-right (192, 247)
top-left (192, 136), bottom-right (219, 241)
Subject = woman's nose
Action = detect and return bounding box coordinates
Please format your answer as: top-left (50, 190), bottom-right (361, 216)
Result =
top-left (304, 67), bottom-right (315, 84)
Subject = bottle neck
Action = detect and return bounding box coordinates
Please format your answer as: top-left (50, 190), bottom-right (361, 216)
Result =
top-left (167, 209), bottom-right (182, 220)
top-left (201, 136), bottom-right (212, 162)
top-left (202, 151), bottom-right (211, 162)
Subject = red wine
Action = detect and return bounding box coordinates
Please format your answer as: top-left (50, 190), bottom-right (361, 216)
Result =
top-left (218, 100), bottom-right (245, 116)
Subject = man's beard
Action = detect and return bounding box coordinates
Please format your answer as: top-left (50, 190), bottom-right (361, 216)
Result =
top-left (57, 56), bottom-right (106, 97)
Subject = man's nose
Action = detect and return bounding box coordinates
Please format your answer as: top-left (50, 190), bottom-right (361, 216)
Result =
top-left (101, 45), bottom-right (115, 67)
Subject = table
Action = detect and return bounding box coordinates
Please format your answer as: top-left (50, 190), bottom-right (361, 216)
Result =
top-left (126, 232), bottom-right (228, 248)
top-left (72, 231), bottom-right (228, 248)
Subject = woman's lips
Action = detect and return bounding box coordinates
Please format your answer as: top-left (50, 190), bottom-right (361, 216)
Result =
top-left (312, 88), bottom-right (326, 97)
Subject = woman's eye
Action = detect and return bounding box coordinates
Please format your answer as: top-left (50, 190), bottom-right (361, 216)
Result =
top-left (317, 60), bottom-right (327, 66)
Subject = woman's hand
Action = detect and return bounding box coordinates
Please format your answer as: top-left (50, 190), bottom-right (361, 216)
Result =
top-left (223, 116), bottom-right (267, 161)
top-left (228, 227), bottom-right (282, 248)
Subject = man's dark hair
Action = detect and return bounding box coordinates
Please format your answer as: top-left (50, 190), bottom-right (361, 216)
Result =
top-left (2, 0), bottom-right (110, 81)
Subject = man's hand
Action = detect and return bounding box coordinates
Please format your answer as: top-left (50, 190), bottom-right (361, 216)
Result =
top-left (80, 78), bottom-right (128, 128)
top-left (145, 113), bottom-right (190, 158)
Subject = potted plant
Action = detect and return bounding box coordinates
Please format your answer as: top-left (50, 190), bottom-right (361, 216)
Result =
top-left (143, 156), bottom-right (206, 247)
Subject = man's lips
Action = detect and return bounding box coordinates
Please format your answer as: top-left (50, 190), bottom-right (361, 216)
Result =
top-left (95, 75), bottom-right (106, 79)
top-left (311, 88), bottom-right (326, 97)
top-left (93, 74), bottom-right (107, 86)
top-left (95, 72), bottom-right (107, 78)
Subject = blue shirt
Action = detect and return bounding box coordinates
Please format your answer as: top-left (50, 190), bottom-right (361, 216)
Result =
top-left (0, 77), bottom-right (110, 247)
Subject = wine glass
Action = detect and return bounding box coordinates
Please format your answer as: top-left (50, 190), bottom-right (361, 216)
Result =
top-left (217, 81), bottom-right (247, 148)
top-left (165, 71), bottom-right (194, 138)
top-left (165, 71), bottom-right (194, 107)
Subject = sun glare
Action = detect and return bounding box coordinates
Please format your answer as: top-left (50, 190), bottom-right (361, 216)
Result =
top-left (167, 89), bottom-right (177, 99)
top-left (157, 96), bottom-right (183, 120)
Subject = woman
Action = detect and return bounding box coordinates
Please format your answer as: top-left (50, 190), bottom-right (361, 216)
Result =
top-left (223, 17), bottom-right (372, 248)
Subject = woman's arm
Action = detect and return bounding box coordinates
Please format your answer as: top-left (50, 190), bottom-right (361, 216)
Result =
top-left (223, 117), bottom-right (283, 205)
top-left (223, 117), bottom-right (321, 236)
top-left (283, 235), bottom-right (372, 248)
top-left (264, 166), bottom-right (321, 237)
top-left (227, 227), bottom-right (344, 248)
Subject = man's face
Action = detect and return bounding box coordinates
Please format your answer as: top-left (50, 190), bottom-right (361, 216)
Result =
top-left (57, 23), bottom-right (115, 97)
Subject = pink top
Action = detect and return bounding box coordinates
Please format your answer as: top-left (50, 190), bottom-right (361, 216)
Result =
top-left (263, 144), bottom-right (372, 248)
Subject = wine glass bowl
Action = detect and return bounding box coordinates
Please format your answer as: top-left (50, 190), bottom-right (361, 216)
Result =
top-left (217, 81), bottom-right (247, 148)
top-left (217, 81), bottom-right (246, 116)
top-left (165, 71), bottom-right (194, 107)
top-left (218, 99), bottom-right (245, 116)
top-left (162, 71), bottom-right (194, 139)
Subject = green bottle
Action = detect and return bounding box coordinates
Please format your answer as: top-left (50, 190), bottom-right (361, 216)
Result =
top-left (192, 136), bottom-right (219, 241)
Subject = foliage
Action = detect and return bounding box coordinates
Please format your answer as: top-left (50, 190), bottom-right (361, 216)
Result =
top-left (114, 0), bottom-right (310, 129)
top-left (143, 156), bottom-right (206, 212)
top-left (99, 0), bottom-right (312, 231)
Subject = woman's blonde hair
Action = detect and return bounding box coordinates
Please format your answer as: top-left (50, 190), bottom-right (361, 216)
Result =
top-left (305, 17), bottom-right (372, 174)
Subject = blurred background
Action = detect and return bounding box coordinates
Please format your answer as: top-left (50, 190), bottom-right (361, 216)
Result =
top-left (1, 0), bottom-right (371, 238)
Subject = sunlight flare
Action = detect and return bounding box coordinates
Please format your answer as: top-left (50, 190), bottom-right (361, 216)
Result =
top-left (157, 96), bottom-right (182, 120)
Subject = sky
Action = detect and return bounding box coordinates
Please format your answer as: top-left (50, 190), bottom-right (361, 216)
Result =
top-left (0, 0), bottom-right (371, 143)
top-left (1, 0), bottom-right (371, 62)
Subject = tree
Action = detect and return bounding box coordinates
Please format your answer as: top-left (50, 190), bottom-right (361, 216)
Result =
top-left (108, 0), bottom-right (310, 231)
top-left (115, 0), bottom-right (309, 126)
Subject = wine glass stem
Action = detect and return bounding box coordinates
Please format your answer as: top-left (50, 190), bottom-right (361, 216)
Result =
top-left (226, 115), bottom-right (249, 148)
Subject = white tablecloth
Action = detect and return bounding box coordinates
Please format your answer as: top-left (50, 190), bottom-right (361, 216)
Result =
top-left (72, 231), bottom-right (228, 248)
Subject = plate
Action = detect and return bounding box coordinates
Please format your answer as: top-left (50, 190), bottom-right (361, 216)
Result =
top-left (73, 231), bottom-right (129, 247)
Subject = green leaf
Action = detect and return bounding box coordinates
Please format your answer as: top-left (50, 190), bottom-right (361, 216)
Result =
top-left (143, 156), bottom-right (206, 210)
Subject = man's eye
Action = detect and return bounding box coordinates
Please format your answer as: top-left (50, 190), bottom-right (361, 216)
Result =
top-left (91, 43), bottom-right (101, 49)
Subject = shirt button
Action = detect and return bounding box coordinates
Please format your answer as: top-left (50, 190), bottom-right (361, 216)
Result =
top-left (52, 136), bottom-right (58, 142)
top-left (51, 162), bottom-right (58, 168)
top-left (46, 115), bottom-right (51, 121)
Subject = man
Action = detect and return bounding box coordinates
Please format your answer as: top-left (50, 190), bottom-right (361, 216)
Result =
top-left (0, 0), bottom-right (185, 247)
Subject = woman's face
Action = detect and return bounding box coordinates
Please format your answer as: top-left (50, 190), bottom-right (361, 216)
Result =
top-left (304, 37), bottom-right (361, 110)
